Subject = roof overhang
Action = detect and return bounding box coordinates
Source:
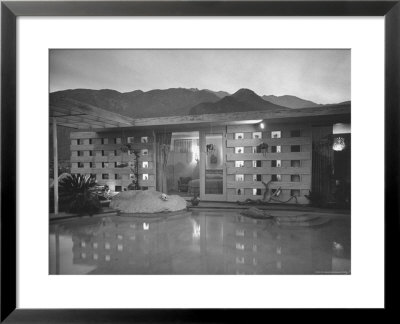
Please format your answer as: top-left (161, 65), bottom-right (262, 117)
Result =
top-left (94, 103), bottom-right (351, 133)
top-left (50, 99), bottom-right (350, 131)
top-left (50, 98), bottom-right (135, 129)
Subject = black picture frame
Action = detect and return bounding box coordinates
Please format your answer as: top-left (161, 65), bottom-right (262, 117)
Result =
top-left (1, 0), bottom-right (399, 322)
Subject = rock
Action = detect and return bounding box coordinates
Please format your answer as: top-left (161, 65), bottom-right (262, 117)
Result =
top-left (275, 214), bottom-right (320, 222)
top-left (276, 217), bottom-right (330, 227)
top-left (110, 190), bottom-right (187, 214)
top-left (240, 207), bottom-right (272, 219)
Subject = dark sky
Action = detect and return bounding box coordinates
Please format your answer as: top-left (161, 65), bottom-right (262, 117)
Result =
top-left (50, 49), bottom-right (350, 104)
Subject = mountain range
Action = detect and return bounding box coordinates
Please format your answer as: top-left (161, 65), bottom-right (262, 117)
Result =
top-left (262, 95), bottom-right (321, 108)
top-left (50, 87), bottom-right (344, 119)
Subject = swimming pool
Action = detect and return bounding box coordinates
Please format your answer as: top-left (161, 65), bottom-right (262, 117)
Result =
top-left (49, 210), bottom-right (350, 275)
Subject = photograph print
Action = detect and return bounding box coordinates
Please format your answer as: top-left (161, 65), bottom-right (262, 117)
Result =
top-left (49, 49), bottom-right (351, 275)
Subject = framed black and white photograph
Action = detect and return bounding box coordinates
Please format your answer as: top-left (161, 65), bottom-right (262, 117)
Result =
top-left (1, 0), bottom-right (399, 322)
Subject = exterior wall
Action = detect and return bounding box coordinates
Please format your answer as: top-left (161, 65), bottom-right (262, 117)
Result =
top-left (70, 131), bottom-right (156, 191)
top-left (225, 123), bottom-right (312, 204)
top-left (69, 121), bottom-right (312, 203)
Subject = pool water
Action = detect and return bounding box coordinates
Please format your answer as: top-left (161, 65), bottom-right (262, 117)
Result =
top-left (49, 210), bottom-right (350, 275)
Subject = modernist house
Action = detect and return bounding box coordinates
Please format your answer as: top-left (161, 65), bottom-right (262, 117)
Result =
top-left (51, 99), bottom-right (350, 207)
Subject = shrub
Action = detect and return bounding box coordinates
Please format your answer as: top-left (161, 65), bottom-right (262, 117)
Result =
top-left (59, 174), bottom-right (101, 215)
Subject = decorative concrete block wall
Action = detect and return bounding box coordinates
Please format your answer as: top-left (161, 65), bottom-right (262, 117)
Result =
top-left (225, 123), bottom-right (312, 204)
top-left (70, 131), bottom-right (156, 192)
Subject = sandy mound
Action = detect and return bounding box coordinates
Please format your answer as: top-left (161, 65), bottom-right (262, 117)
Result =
top-left (110, 190), bottom-right (187, 214)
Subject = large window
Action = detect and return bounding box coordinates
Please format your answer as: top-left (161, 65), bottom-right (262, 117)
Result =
top-left (174, 139), bottom-right (193, 153)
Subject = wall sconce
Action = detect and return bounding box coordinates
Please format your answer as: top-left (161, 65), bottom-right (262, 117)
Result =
top-left (333, 137), bottom-right (346, 151)
top-left (259, 122), bottom-right (265, 129)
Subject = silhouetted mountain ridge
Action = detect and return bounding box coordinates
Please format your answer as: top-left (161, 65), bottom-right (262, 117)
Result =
top-left (189, 88), bottom-right (290, 115)
top-left (50, 88), bottom-right (224, 118)
top-left (50, 87), bottom-right (348, 118)
top-left (262, 95), bottom-right (321, 108)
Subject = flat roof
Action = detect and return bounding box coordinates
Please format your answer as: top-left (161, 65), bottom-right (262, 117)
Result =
top-left (50, 98), bottom-right (350, 131)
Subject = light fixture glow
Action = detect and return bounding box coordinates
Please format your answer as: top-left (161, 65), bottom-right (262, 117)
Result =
top-left (333, 137), bottom-right (346, 151)
top-left (191, 143), bottom-right (200, 163)
top-left (260, 122), bottom-right (265, 129)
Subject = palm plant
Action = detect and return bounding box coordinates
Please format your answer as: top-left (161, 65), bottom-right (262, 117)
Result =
top-left (59, 174), bottom-right (101, 215)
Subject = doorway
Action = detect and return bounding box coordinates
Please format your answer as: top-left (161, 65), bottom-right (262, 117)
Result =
top-left (200, 130), bottom-right (226, 201)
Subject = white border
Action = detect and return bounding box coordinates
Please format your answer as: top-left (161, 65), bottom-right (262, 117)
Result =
top-left (17, 17), bottom-right (384, 308)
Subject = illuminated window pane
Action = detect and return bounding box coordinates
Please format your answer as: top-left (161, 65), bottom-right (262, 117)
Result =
top-left (235, 147), bottom-right (244, 154)
top-left (271, 160), bottom-right (281, 167)
top-left (253, 188), bottom-right (262, 196)
top-left (271, 146), bottom-right (281, 153)
top-left (271, 131), bottom-right (281, 138)
top-left (235, 174), bottom-right (244, 182)
top-left (253, 160), bottom-right (262, 167)
top-left (235, 161), bottom-right (244, 168)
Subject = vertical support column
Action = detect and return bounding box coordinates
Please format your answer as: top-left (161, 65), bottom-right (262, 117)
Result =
top-left (152, 130), bottom-right (157, 191)
top-left (199, 131), bottom-right (205, 200)
top-left (53, 117), bottom-right (59, 214)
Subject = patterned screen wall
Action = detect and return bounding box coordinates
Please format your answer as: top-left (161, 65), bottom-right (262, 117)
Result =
top-left (70, 131), bottom-right (155, 191)
top-left (225, 123), bottom-right (312, 204)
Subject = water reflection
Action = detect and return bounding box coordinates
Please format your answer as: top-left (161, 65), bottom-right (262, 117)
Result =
top-left (49, 211), bottom-right (350, 275)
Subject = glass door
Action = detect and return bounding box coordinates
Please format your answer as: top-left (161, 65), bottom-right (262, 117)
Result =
top-left (200, 131), bottom-right (226, 201)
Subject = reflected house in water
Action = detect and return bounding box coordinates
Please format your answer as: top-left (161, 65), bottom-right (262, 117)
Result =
top-left (50, 211), bottom-right (350, 275)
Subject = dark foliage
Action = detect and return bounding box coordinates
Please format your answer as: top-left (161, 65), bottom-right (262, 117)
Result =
top-left (58, 174), bottom-right (101, 215)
